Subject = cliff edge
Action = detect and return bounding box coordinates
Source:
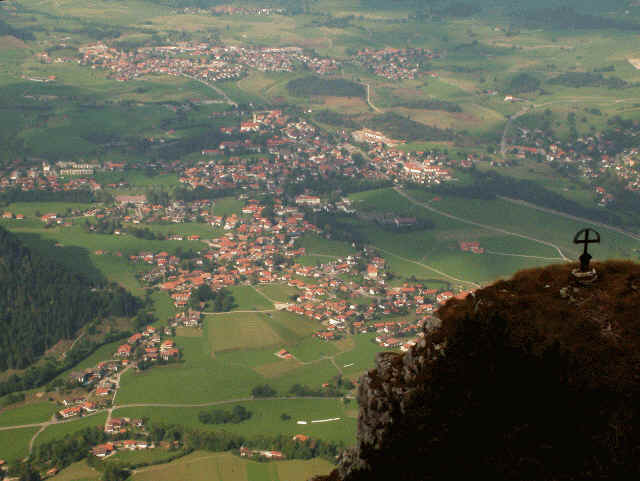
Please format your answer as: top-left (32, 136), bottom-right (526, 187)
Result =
top-left (317, 261), bottom-right (640, 481)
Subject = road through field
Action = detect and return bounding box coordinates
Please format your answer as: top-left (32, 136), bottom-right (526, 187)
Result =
top-left (499, 197), bottom-right (640, 240)
top-left (394, 187), bottom-right (571, 261)
top-left (180, 73), bottom-right (238, 107)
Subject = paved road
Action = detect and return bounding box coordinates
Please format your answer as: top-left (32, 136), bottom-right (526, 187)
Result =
top-left (395, 187), bottom-right (570, 261)
top-left (362, 82), bottom-right (381, 113)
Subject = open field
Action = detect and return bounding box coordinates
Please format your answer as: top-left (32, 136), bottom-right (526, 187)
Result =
top-left (0, 427), bottom-right (39, 462)
top-left (254, 284), bottom-right (300, 302)
top-left (227, 286), bottom-right (274, 311)
top-left (348, 188), bottom-right (566, 285)
top-left (114, 398), bottom-right (356, 444)
top-left (0, 401), bottom-right (56, 427)
top-left (208, 312), bottom-right (283, 353)
top-left (130, 451), bottom-right (333, 481)
top-left (50, 460), bottom-right (100, 481)
top-left (34, 413), bottom-right (108, 448)
top-left (108, 447), bottom-right (186, 467)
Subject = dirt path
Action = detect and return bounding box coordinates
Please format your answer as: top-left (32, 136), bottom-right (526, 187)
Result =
top-left (395, 187), bottom-right (570, 261)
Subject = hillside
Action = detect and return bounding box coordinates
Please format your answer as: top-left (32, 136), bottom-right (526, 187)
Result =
top-left (317, 260), bottom-right (640, 481)
top-left (0, 226), bottom-right (139, 371)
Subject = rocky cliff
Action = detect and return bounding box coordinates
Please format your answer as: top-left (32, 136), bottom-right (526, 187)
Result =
top-left (317, 261), bottom-right (640, 481)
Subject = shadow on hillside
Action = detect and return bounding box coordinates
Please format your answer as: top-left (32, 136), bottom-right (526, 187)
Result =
top-left (15, 232), bottom-right (105, 284)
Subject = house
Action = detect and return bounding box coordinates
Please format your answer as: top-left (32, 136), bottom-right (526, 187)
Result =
top-left (365, 264), bottom-right (378, 280)
top-left (117, 344), bottom-right (132, 358)
top-left (105, 418), bottom-right (126, 433)
top-left (59, 406), bottom-right (82, 418)
top-left (92, 443), bottom-right (115, 457)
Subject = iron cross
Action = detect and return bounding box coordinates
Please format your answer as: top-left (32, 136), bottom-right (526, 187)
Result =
top-left (573, 228), bottom-right (600, 272)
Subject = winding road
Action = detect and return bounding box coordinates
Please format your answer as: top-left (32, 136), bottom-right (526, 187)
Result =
top-left (394, 187), bottom-right (571, 261)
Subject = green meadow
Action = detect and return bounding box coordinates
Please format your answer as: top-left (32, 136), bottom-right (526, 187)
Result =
top-left (114, 398), bottom-right (356, 444)
top-left (0, 427), bottom-right (39, 462)
top-left (129, 451), bottom-right (333, 481)
top-left (34, 413), bottom-right (108, 448)
top-left (0, 401), bottom-right (57, 428)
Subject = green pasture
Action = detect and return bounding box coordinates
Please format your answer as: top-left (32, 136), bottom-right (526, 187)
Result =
top-left (130, 451), bottom-right (333, 481)
top-left (0, 401), bottom-right (57, 428)
top-left (34, 413), bottom-right (108, 448)
top-left (213, 197), bottom-right (244, 216)
top-left (50, 460), bottom-right (100, 481)
top-left (107, 447), bottom-right (185, 467)
top-left (254, 284), bottom-right (299, 302)
top-left (114, 398), bottom-right (356, 445)
top-left (226, 286), bottom-right (274, 311)
top-left (296, 235), bottom-right (357, 258)
top-left (404, 188), bottom-right (639, 262)
top-left (0, 427), bottom-right (39, 463)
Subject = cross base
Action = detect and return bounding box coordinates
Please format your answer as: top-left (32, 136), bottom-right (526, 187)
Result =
top-left (571, 267), bottom-right (598, 285)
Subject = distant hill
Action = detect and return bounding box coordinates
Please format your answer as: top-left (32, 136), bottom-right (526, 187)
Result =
top-left (0, 226), bottom-right (140, 371)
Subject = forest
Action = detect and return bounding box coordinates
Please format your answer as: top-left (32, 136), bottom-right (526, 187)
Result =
top-left (0, 226), bottom-right (140, 371)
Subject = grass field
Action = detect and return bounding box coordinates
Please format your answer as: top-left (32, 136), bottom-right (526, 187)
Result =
top-left (130, 451), bottom-right (333, 481)
top-left (213, 197), bottom-right (244, 216)
top-left (227, 286), bottom-right (274, 311)
top-left (297, 235), bottom-right (357, 258)
top-left (108, 447), bottom-right (186, 467)
top-left (0, 427), bottom-right (39, 462)
top-left (253, 284), bottom-right (299, 302)
top-left (0, 401), bottom-right (57, 427)
top-left (34, 413), bottom-right (108, 448)
top-left (114, 398), bottom-right (356, 444)
top-left (347, 188), bottom-right (590, 285)
top-left (50, 460), bottom-right (100, 481)
top-left (208, 312), bottom-right (283, 353)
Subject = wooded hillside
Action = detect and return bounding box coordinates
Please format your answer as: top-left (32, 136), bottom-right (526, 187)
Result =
top-left (0, 226), bottom-right (140, 370)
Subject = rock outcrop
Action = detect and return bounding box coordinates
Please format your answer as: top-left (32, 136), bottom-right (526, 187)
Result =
top-left (317, 261), bottom-right (640, 481)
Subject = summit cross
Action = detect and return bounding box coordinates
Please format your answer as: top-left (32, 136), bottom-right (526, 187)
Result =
top-left (573, 228), bottom-right (600, 272)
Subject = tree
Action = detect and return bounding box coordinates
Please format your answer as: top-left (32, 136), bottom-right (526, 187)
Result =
top-left (252, 384), bottom-right (277, 397)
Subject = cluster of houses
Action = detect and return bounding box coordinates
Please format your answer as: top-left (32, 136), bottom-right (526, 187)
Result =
top-left (116, 326), bottom-right (180, 362)
top-left (352, 47), bottom-right (440, 80)
top-left (365, 144), bottom-right (453, 185)
top-left (0, 160), bottom-right (101, 194)
top-left (79, 42), bottom-right (340, 83)
top-left (506, 124), bottom-right (640, 200)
